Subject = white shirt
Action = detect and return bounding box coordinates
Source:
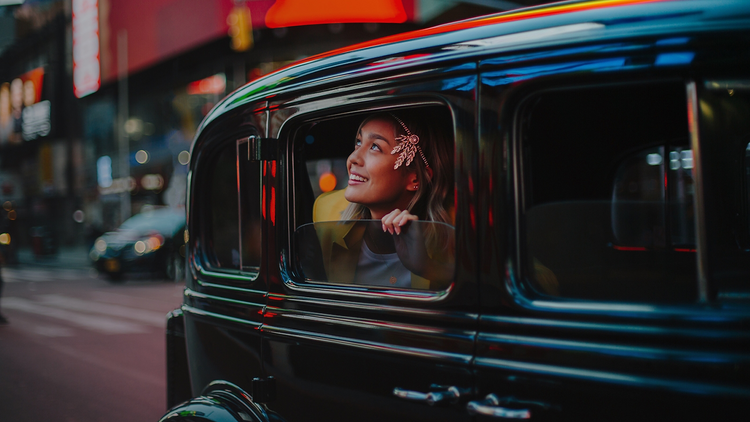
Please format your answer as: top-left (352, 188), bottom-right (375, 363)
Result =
top-left (353, 239), bottom-right (411, 288)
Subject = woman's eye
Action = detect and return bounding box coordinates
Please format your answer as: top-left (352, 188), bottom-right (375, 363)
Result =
top-left (370, 143), bottom-right (381, 152)
top-left (354, 139), bottom-right (362, 148)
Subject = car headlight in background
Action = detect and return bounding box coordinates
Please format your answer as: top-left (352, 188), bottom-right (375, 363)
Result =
top-left (134, 234), bottom-right (164, 255)
top-left (95, 237), bottom-right (107, 252)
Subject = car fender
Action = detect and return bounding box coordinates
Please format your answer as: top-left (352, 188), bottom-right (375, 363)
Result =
top-left (160, 381), bottom-right (269, 422)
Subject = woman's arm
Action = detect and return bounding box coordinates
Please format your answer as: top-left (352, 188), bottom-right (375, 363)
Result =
top-left (381, 209), bottom-right (455, 284)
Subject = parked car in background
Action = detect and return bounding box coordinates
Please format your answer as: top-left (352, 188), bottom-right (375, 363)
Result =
top-left (161, 1), bottom-right (750, 421)
top-left (90, 207), bottom-right (186, 282)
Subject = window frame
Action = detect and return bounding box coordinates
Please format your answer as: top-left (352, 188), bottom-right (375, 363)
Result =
top-left (283, 99), bottom-right (460, 301)
top-left (193, 133), bottom-right (264, 285)
top-left (511, 77), bottom-right (707, 309)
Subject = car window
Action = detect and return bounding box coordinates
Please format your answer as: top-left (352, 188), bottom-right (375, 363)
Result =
top-left (519, 82), bottom-right (696, 303)
top-left (696, 80), bottom-right (750, 299)
top-left (295, 220), bottom-right (455, 290)
top-left (201, 140), bottom-right (262, 273)
top-left (291, 106), bottom-right (456, 291)
top-left (120, 209), bottom-right (185, 235)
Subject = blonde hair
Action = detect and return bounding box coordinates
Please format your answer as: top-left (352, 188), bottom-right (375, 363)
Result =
top-left (341, 109), bottom-right (454, 234)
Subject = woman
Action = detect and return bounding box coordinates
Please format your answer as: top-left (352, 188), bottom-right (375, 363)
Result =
top-left (311, 110), bottom-right (454, 289)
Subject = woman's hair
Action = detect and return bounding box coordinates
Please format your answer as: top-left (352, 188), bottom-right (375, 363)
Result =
top-left (341, 108), bottom-right (454, 225)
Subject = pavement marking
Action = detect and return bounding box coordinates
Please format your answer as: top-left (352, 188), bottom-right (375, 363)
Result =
top-left (2, 297), bottom-right (148, 334)
top-left (35, 294), bottom-right (166, 327)
top-left (1, 267), bottom-right (91, 283)
top-left (33, 324), bottom-right (76, 337)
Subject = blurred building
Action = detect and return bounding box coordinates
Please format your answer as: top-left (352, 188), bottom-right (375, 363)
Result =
top-left (0, 0), bottom-right (552, 253)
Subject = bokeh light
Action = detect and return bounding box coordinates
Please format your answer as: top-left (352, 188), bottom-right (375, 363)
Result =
top-left (135, 150), bottom-right (150, 164)
top-left (319, 172), bottom-right (337, 192)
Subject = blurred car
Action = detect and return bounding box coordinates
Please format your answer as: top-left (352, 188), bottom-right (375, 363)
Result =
top-left (90, 207), bottom-right (186, 282)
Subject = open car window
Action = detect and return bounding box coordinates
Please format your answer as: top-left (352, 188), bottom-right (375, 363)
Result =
top-left (294, 220), bottom-right (455, 291)
top-left (290, 105), bottom-right (456, 292)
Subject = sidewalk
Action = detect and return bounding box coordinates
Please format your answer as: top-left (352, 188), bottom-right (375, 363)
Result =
top-left (13, 245), bottom-right (91, 270)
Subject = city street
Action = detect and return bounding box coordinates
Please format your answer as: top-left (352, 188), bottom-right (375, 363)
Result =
top-left (0, 264), bottom-right (184, 422)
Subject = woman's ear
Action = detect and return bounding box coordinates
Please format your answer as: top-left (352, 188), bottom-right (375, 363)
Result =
top-left (407, 171), bottom-right (420, 191)
top-left (407, 167), bottom-right (432, 192)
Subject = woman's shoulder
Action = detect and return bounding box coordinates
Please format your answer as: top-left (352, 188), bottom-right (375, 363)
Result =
top-left (313, 189), bottom-right (351, 222)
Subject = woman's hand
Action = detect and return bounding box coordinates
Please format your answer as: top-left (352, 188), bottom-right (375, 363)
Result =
top-left (381, 209), bottom-right (418, 235)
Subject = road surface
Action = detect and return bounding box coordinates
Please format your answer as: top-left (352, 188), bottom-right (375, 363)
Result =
top-left (0, 265), bottom-right (184, 422)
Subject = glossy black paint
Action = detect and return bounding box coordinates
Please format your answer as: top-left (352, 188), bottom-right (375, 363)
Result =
top-left (164, 1), bottom-right (750, 421)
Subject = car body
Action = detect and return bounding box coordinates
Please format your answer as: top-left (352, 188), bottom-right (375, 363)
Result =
top-left (90, 207), bottom-right (186, 281)
top-left (162, 1), bottom-right (750, 421)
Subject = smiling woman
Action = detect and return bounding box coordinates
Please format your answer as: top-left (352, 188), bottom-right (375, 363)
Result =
top-left (293, 106), bottom-right (455, 290)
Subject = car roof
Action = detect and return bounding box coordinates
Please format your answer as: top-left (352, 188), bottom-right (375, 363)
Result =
top-left (199, 0), bottom-right (750, 131)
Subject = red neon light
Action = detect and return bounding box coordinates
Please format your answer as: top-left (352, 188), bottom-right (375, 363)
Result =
top-left (277, 0), bottom-right (669, 71)
top-left (613, 245), bottom-right (648, 251)
top-left (271, 186), bottom-right (276, 226)
top-left (674, 248), bottom-right (696, 252)
top-left (266, 0), bottom-right (407, 28)
top-left (187, 74), bottom-right (226, 95)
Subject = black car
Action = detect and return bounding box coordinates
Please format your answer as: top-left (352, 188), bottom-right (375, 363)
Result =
top-left (90, 207), bottom-right (186, 281)
top-left (161, 1), bottom-right (750, 421)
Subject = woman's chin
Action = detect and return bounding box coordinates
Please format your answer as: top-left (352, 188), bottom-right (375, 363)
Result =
top-left (343, 187), bottom-right (357, 202)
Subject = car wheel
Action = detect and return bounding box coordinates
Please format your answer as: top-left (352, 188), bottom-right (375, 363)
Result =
top-left (166, 252), bottom-right (184, 282)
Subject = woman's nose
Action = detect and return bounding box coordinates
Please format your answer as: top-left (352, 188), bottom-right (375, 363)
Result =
top-left (347, 148), bottom-right (362, 167)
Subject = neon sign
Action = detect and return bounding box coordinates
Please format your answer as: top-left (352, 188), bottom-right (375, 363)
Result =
top-left (265, 0), bottom-right (407, 28)
top-left (72, 0), bottom-right (101, 98)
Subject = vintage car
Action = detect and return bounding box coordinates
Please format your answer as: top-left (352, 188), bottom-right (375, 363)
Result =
top-left (161, 0), bottom-right (750, 420)
top-left (90, 207), bottom-right (186, 282)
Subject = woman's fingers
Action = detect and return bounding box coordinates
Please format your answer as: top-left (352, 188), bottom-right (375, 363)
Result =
top-left (381, 209), bottom-right (400, 234)
top-left (382, 209), bottom-right (417, 234)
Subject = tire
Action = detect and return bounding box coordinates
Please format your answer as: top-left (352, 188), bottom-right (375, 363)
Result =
top-left (165, 252), bottom-right (185, 282)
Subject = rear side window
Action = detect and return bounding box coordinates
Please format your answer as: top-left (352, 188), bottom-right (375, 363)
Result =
top-left (200, 139), bottom-right (262, 274)
top-left (519, 82), bottom-right (695, 302)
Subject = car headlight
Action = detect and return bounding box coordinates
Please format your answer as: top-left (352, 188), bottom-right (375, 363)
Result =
top-left (95, 237), bottom-right (107, 252)
top-left (134, 235), bottom-right (164, 255)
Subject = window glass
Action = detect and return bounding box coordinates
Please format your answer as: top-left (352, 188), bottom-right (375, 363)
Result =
top-left (292, 106), bottom-right (455, 291)
top-left (206, 145), bottom-right (239, 269)
top-left (520, 83), bottom-right (696, 302)
top-left (696, 81), bottom-right (750, 297)
top-left (202, 140), bottom-right (262, 272)
top-left (237, 140), bottom-right (262, 271)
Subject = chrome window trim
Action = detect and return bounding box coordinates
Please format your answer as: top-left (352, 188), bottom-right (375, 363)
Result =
top-left (281, 98), bottom-right (457, 301)
top-left (182, 305), bottom-right (261, 327)
top-left (184, 288), bottom-right (266, 307)
top-left (686, 80), bottom-right (709, 303)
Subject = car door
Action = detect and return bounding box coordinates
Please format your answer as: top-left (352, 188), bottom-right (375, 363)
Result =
top-left (181, 106), bottom-right (269, 397)
top-left (475, 40), bottom-right (750, 420)
top-left (260, 69), bottom-right (479, 422)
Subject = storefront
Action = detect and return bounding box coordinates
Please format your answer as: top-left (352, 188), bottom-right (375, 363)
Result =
top-left (0, 11), bottom-right (83, 256)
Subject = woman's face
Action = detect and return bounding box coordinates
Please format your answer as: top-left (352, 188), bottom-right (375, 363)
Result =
top-left (345, 118), bottom-right (416, 218)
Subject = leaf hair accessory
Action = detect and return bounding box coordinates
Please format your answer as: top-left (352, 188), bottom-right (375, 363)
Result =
top-left (390, 115), bottom-right (429, 170)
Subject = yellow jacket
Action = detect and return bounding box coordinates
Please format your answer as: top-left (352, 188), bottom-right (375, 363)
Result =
top-left (312, 190), bottom-right (431, 289)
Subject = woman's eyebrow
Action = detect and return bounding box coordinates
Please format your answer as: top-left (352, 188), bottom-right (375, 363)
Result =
top-left (367, 132), bottom-right (391, 143)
